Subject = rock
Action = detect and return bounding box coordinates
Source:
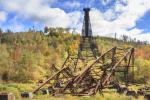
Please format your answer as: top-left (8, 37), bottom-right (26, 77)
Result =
top-left (41, 89), bottom-right (49, 95)
top-left (137, 89), bottom-right (144, 95)
top-left (126, 90), bottom-right (137, 98)
top-left (121, 87), bottom-right (128, 94)
top-left (21, 92), bottom-right (33, 98)
top-left (0, 93), bottom-right (15, 100)
top-left (144, 94), bottom-right (150, 100)
top-left (48, 86), bottom-right (55, 94)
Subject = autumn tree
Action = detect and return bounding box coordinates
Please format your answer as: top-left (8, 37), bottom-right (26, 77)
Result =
top-left (0, 28), bottom-right (2, 36)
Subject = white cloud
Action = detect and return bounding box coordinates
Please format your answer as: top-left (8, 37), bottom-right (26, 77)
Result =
top-left (64, 1), bottom-right (81, 8)
top-left (1, 0), bottom-right (150, 42)
top-left (1, 0), bottom-right (70, 27)
top-left (0, 11), bottom-right (7, 22)
top-left (89, 0), bottom-right (150, 42)
top-left (103, 9), bottom-right (117, 21)
top-left (0, 16), bottom-right (25, 32)
top-left (68, 11), bottom-right (82, 30)
top-left (1, 0), bottom-right (82, 29)
top-left (101, 0), bottom-right (113, 6)
top-left (9, 18), bottom-right (25, 32)
top-left (135, 33), bottom-right (150, 42)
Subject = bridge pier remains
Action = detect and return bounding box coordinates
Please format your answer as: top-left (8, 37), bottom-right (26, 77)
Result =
top-left (0, 93), bottom-right (15, 100)
top-left (21, 8), bottom-right (136, 97)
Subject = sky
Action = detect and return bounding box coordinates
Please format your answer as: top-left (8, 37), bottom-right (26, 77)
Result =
top-left (0, 0), bottom-right (150, 42)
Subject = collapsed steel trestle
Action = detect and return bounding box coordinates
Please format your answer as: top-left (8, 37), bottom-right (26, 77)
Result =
top-left (32, 8), bottom-right (135, 96)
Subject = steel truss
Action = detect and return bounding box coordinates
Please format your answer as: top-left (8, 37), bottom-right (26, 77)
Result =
top-left (32, 8), bottom-right (135, 96)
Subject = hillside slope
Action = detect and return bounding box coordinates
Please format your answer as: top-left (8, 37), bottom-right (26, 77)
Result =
top-left (0, 29), bottom-right (150, 84)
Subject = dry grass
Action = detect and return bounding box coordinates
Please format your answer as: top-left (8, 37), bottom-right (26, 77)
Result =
top-left (0, 83), bottom-right (145, 100)
top-left (22, 92), bottom-right (144, 100)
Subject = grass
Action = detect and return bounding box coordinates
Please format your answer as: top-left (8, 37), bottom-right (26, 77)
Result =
top-left (0, 83), bottom-right (35, 100)
top-left (0, 83), bottom-right (145, 100)
top-left (22, 93), bottom-right (144, 100)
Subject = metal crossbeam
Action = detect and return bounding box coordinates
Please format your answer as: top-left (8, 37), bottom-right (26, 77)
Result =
top-left (32, 8), bottom-right (135, 96)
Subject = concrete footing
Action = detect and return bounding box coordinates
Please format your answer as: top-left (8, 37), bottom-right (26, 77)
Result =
top-left (0, 93), bottom-right (15, 100)
top-left (41, 89), bottom-right (49, 95)
top-left (21, 92), bottom-right (33, 98)
top-left (126, 90), bottom-right (137, 98)
top-left (144, 94), bottom-right (150, 100)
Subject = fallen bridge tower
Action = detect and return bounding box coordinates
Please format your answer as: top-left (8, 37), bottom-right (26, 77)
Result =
top-left (31, 8), bottom-right (135, 96)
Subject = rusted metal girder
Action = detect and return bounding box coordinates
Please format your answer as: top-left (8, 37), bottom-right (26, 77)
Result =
top-left (33, 66), bottom-right (69, 94)
top-left (32, 46), bottom-right (135, 96)
top-left (93, 48), bottom-right (134, 95)
top-left (57, 47), bottom-right (116, 94)
top-left (54, 47), bottom-right (134, 96)
top-left (31, 8), bottom-right (135, 96)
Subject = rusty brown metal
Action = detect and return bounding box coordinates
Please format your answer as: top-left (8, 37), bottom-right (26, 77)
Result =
top-left (33, 66), bottom-right (69, 94)
top-left (31, 8), bottom-right (135, 96)
top-left (32, 46), bottom-right (135, 96)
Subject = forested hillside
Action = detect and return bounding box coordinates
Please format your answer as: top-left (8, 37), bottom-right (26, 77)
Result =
top-left (0, 28), bottom-right (150, 85)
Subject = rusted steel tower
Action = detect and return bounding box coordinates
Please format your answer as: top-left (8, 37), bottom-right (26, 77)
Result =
top-left (74, 8), bottom-right (100, 71)
top-left (80, 8), bottom-right (100, 57)
top-left (82, 8), bottom-right (92, 37)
